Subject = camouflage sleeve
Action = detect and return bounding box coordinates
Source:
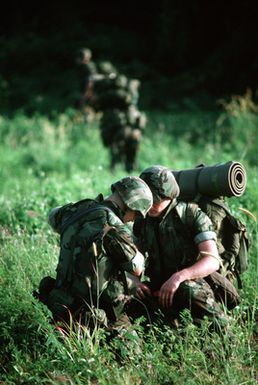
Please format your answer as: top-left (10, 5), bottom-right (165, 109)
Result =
top-left (187, 203), bottom-right (217, 244)
top-left (106, 210), bottom-right (133, 238)
top-left (102, 226), bottom-right (143, 273)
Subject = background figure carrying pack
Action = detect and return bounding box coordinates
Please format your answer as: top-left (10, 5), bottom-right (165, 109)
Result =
top-left (35, 176), bottom-right (153, 331)
top-left (93, 62), bottom-right (146, 172)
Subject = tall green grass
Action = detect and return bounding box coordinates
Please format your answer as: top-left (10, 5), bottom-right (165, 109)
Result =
top-left (0, 97), bottom-right (257, 384)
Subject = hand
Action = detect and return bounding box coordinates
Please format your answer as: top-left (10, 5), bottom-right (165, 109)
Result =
top-left (126, 274), bottom-right (152, 299)
top-left (158, 272), bottom-right (182, 308)
top-left (135, 282), bottom-right (152, 300)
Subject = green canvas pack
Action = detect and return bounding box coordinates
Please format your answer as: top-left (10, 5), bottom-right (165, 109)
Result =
top-left (94, 74), bottom-right (132, 110)
top-left (56, 201), bottom-right (116, 291)
top-left (178, 196), bottom-right (249, 287)
top-left (37, 196), bottom-right (140, 323)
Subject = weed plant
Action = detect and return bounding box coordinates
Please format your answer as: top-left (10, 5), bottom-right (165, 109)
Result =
top-left (0, 97), bottom-right (257, 384)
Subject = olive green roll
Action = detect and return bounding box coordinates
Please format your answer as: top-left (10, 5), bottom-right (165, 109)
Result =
top-left (172, 161), bottom-right (247, 200)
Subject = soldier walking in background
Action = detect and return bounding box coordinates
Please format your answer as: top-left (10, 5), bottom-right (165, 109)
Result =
top-left (76, 49), bottom-right (146, 172)
top-left (93, 62), bottom-right (146, 172)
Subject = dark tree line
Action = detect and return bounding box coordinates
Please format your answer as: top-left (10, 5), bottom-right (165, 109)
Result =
top-left (0, 0), bottom-right (257, 112)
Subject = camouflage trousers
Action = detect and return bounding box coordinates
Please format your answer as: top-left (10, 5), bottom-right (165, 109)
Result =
top-left (127, 274), bottom-right (240, 328)
top-left (35, 276), bottom-right (133, 330)
top-left (109, 136), bottom-right (140, 172)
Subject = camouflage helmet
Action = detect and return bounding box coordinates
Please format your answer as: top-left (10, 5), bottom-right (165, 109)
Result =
top-left (140, 165), bottom-right (180, 203)
top-left (111, 176), bottom-right (153, 218)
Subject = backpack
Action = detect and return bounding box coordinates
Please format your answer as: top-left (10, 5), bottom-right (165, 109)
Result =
top-left (56, 200), bottom-right (118, 290)
top-left (179, 195), bottom-right (249, 287)
top-left (94, 75), bottom-right (132, 110)
top-left (38, 197), bottom-right (136, 323)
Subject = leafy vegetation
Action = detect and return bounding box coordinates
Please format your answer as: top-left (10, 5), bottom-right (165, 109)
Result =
top-left (0, 90), bottom-right (257, 384)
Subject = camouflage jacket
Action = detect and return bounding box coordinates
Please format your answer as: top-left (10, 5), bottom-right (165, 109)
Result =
top-left (133, 200), bottom-right (216, 291)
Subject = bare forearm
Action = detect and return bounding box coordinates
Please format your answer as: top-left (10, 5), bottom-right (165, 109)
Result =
top-left (178, 255), bottom-right (219, 282)
top-left (176, 239), bottom-right (220, 282)
top-left (158, 239), bottom-right (220, 308)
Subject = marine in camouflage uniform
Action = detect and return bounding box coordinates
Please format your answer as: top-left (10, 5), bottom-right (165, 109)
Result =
top-left (93, 62), bottom-right (146, 172)
top-left (35, 177), bottom-right (153, 331)
top-left (129, 166), bottom-right (240, 328)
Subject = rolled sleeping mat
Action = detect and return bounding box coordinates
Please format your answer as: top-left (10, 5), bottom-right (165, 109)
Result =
top-left (172, 161), bottom-right (247, 200)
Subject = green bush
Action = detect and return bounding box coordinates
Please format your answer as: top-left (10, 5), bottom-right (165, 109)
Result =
top-left (216, 89), bottom-right (258, 165)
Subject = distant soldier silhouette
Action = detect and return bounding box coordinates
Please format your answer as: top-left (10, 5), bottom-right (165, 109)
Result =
top-left (77, 48), bottom-right (97, 110)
